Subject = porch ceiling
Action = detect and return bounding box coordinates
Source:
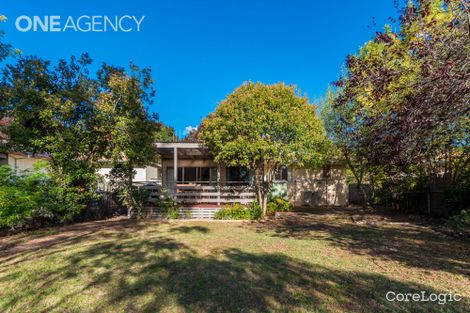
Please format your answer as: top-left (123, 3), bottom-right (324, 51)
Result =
top-left (155, 142), bottom-right (211, 158)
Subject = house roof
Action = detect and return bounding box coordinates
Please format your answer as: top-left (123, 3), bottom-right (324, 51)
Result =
top-left (155, 142), bottom-right (211, 158)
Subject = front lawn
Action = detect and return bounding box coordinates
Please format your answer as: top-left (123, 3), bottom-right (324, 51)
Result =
top-left (0, 208), bottom-right (469, 312)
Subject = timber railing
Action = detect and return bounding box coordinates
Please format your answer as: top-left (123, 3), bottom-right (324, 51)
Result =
top-left (139, 184), bottom-right (256, 205)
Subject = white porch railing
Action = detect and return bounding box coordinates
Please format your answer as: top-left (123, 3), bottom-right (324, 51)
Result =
top-left (143, 185), bottom-right (256, 205)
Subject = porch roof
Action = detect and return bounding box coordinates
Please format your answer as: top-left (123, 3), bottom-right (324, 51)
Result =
top-left (155, 142), bottom-right (211, 158)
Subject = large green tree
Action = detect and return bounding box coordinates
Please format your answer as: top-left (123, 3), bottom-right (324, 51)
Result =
top-left (200, 82), bottom-right (330, 216)
top-left (326, 0), bottom-right (469, 211)
top-left (0, 55), bottom-right (161, 218)
top-left (334, 0), bottom-right (469, 182)
top-left (1, 55), bottom-right (102, 192)
top-left (96, 64), bottom-right (158, 217)
top-left (0, 15), bottom-right (16, 62)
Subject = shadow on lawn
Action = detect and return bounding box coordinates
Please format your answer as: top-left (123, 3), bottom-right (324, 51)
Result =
top-left (252, 211), bottom-right (470, 277)
top-left (1, 228), bottom-right (468, 313)
top-left (0, 218), bottom-right (148, 269)
top-left (169, 225), bottom-right (210, 234)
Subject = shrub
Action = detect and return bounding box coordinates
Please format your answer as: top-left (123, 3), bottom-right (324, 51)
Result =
top-left (0, 163), bottom-right (89, 229)
top-left (119, 187), bottom-right (151, 218)
top-left (161, 197), bottom-right (181, 219)
top-left (215, 203), bottom-right (251, 220)
top-left (444, 169), bottom-right (470, 215)
top-left (150, 191), bottom-right (182, 219)
top-left (248, 202), bottom-right (262, 220)
top-left (214, 198), bottom-right (293, 220)
top-left (447, 210), bottom-right (470, 231)
top-left (267, 197), bottom-right (293, 215)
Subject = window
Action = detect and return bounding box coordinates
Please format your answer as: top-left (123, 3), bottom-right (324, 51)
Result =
top-left (322, 165), bottom-right (331, 178)
top-left (274, 165), bottom-right (288, 181)
top-left (168, 167), bottom-right (217, 185)
top-left (200, 167), bottom-right (211, 181)
top-left (0, 153), bottom-right (7, 166)
top-left (184, 167), bottom-right (197, 182)
top-left (227, 167), bottom-right (250, 185)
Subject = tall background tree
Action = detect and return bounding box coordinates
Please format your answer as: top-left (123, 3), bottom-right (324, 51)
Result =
top-left (96, 63), bottom-right (158, 217)
top-left (200, 82), bottom-right (331, 216)
top-left (0, 15), bottom-right (17, 62)
top-left (327, 0), bottom-right (469, 211)
top-left (1, 54), bottom-right (104, 217)
top-left (1, 54), bottom-right (161, 220)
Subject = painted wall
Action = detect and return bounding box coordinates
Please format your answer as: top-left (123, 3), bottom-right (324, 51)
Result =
top-left (287, 166), bottom-right (348, 206)
top-left (97, 166), bottom-right (161, 182)
top-left (145, 166), bottom-right (161, 182)
top-left (7, 154), bottom-right (43, 172)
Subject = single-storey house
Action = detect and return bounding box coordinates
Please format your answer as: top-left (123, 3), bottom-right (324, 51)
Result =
top-left (1, 142), bottom-right (349, 216)
top-left (154, 142), bottom-right (348, 208)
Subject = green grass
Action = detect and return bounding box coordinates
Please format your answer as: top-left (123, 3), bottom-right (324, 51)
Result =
top-left (0, 209), bottom-right (469, 312)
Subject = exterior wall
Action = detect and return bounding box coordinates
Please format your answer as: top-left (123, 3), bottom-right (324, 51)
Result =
top-left (287, 166), bottom-right (348, 206)
top-left (145, 166), bottom-right (161, 182)
top-left (97, 166), bottom-right (161, 182)
top-left (0, 153), bottom-right (8, 166)
top-left (7, 154), bottom-right (44, 172)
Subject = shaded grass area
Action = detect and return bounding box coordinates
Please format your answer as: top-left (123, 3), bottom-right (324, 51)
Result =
top-left (0, 210), bottom-right (469, 312)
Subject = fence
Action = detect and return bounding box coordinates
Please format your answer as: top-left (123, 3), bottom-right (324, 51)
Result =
top-left (74, 192), bottom-right (126, 222)
top-left (348, 183), bottom-right (454, 217)
top-left (399, 190), bottom-right (450, 217)
top-left (348, 184), bottom-right (372, 205)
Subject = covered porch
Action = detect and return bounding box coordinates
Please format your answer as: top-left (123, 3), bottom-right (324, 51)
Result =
top-left (153, 142), bottom-right (255, 206)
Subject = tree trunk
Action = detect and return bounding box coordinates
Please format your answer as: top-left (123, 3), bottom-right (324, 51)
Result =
top-left (253, 160), bottom-right (272, 218)
top-left (260, 191), bottom-right (268, 217)
top-left (127, 164), bottom-right (135, 219)
top-left (343, 152), bottom-right (372, 209)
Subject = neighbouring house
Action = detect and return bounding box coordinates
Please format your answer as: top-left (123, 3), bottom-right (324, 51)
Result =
top-left (1, 118), bottom-right (49, 173)
top-left (0, 151), bottom-right (161, 184)
top-left (0, 152), bottom-right (47, 171)
top-left (0, 117), bottom-right (157, 182)
top-left (153, 142), bottom-right (348, 210)
top-left (97, 164), bottom-right (162, 185)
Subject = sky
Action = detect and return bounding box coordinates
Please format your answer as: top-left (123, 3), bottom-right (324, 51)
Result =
top-left (1, 0), bottom-right (399, 135)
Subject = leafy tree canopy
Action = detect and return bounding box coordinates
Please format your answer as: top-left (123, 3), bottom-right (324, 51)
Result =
top-left (0, 53), bottom-right (168, 218)
top-left (200, 82), bottom-right (331, 216)
top-left (333, 0), bottom-right (469, 181)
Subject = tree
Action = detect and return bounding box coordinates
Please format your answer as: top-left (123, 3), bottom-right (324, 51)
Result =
top-left (0, 54), bottom-right (103, 214)
top-left (96, 64), bottom-right (158, 217)
top-left (324, 0), bottom-right (470, 211)
top-left (182, 125), bottom-right (200, 142)
top-left (200, 82), bottom-right (331, 217)
top-left (0, 15), bottom-right (18, 62)
top-left (154, 122), bottom-right (176, 142)
top-left (1, 55), bottom-right (160, 219)
top-left (333, 0), bottom-right (469, 188)
top-left (321, 88), bottom-right (373, 206)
